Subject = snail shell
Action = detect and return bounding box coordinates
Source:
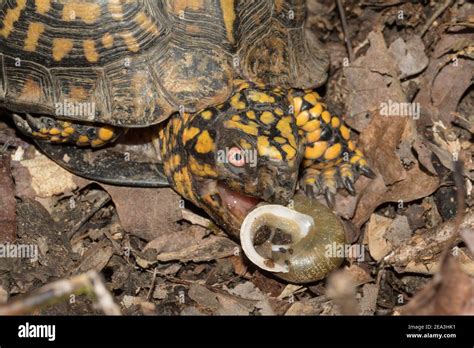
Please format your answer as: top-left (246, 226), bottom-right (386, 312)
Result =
top-left (240, 193), bottom-right (345, 283)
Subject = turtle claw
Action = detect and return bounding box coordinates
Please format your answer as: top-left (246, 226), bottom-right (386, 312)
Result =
top-left (359, 165), bottom-right (376, 179)
top-left (342, 176), bottom-right (356, 196)
top-left (324, 190), bottom-right (336, 209)
top-left (302, 180), bottom-right (319, 200)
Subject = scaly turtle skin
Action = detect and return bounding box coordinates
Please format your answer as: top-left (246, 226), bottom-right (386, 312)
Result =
top-left (0, 0), bottom-right (374, 238)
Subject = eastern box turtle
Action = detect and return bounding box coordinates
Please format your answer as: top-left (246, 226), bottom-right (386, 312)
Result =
top-left (0, 0), bottom-right (374, 238)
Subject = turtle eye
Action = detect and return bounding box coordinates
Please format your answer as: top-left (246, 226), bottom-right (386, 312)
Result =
top-left (227, 147), bottom-right (246, 167)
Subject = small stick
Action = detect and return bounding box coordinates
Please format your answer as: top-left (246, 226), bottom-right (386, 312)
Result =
top-left (0, 271), bottom-right (121, 315)
top-left (337, 0), bottom-right (355, 62)
top-left (420, 0), bottom-right (454, 37)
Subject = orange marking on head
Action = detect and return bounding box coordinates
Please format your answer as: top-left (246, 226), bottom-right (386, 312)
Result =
top-left (0, 0), bottom-right (27, 38)
top-left (24, 22), bottom-right (45, 52)
top-left (35, 0), bottom-right (51, 14)
top-left (52, 38), bottom-right (73, 61)
top-left (83, 39), bottom-right (99, 62)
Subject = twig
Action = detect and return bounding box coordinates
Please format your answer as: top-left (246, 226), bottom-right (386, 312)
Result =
top-left (337, 0), bottom-right (355, 62)
top-left (0, 271), bottom-right (121, 315)
top-left (146, 267), bottom-right (158, 301)
top-left (420, 0), bottom-right (454, 37)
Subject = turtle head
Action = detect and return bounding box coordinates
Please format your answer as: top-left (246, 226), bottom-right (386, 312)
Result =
top-left (160, 93), bottom-right (303, 237)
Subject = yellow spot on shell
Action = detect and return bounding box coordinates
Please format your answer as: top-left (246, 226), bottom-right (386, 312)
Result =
top-left (257, 136), bottom-right (282, 161)
top-left (19, 79), bottom-right (41, 101)
top-left (134, 11), bottom-right (159, 35)
top-left (69, 86), bottom-right (88, 101)
top-left (231, 114), bottom-right (241, 122)
top-left (98, 127), bottom-right (115, 141)
top-left (274, 108), bottom-right (284, 116)
top-left (102, 33), bottom-right (114, 48)
top-left (195, 130), bottom-right (214, 154)
top-left (340, 125), bottom-right (350, 140)
top-left (324, 143), bottom-right (342, 160)
top-left (260, 111), bottom-right (275, 125)
top-left (274, 137), bottom-right (287, 144)
top-left (304, 141), bottom-right (328, 160)
top-left (0, 0), bottom-right (27, 38)
top-left (35, 0), bottom-right (51, 14)
top-left (83, 40), bottom-right (99, 63)
top-left (24, 22), bottom-right (44, 52)
top-left (108, 0), bottom-right (123, 19)
top-left (220, 0), bottom-right (235, 43)
top-left (63, 3), bottom-right (101, 24)
top-left (120, 32), bottom-right (139, 52)
top-left (182, 126), bottom-right (200, 144)
top-left (52, 38), bottom-right (73, 61)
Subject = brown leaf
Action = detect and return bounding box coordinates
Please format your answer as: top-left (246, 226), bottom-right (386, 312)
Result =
top-left (415, 34), bottom-right (474, 126)
top-left (144, 225), bottom-right (238, 263)
top-left (388, 36), bottom-right (428, 79)
top-left (76, 240), bottom-right (113, 274)
top-left (352, 162), bottom-right (439, 228)
top-left (100, 186), bottom-right (182, 241)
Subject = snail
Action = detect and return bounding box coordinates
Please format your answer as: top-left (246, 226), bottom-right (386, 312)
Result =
top-left (240, 193), bottom-right (345, 283)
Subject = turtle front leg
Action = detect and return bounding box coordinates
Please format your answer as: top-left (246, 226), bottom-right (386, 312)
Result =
top-left (289, 89), bottom-right (374, 206)
top-left (13, 113), bottom-right (121, 147)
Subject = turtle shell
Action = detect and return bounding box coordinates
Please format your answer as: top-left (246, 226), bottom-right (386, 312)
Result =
top-left (0, 0), bottom-right (329, 127)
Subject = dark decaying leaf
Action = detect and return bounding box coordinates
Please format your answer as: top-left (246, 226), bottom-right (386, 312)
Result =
top-left (0, 154), bottom-right (16, 243)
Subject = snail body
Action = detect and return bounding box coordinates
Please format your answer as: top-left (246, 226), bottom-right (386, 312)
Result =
top-left (240, 193), bottom-right (345, 283)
